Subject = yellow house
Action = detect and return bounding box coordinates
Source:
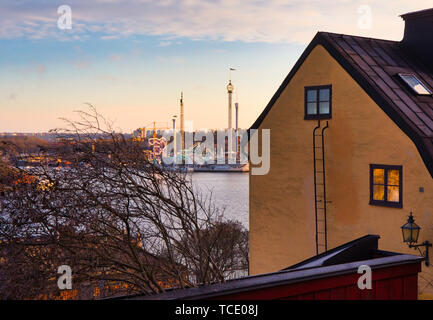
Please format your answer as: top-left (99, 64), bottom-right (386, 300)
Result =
top-left (249, 8), bottom-right (433, 298)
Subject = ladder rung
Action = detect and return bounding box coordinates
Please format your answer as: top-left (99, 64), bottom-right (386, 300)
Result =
top-left (315, 158), bottom-right (323, 160)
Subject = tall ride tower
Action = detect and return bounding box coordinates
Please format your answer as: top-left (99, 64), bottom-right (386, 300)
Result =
top-left (235, 102), bottom-right (239, 131)
top-left (227, 69), bottom-right (235, 129)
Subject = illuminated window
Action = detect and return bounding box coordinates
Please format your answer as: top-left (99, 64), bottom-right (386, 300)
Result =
top-left (370, 164), bottom-right (402, 208)
top-left (305, 85), bottom-right (332, 119)
top-left (398, 73), bottom-right (432, 95)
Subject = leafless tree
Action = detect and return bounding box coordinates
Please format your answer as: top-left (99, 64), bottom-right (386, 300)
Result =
top-left (0, 106), bottom-right (248, 299)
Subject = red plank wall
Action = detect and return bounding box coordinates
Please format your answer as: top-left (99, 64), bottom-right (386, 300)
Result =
top-left (214, 263), bottom-right (421, 300)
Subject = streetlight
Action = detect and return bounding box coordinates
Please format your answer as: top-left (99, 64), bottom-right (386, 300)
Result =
top-left (401, 212), bottom-right (432, 266)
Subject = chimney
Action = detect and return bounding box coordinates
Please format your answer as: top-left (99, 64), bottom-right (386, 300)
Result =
top-left (401, 8), bottom-right (433, 70)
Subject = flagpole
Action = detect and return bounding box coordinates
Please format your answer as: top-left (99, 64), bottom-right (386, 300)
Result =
top-left (229, 67), bottom-right (236, 82)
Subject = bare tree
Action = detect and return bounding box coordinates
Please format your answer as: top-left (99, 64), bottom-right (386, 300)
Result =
top-left (0, 107), bottom-right (248, 299)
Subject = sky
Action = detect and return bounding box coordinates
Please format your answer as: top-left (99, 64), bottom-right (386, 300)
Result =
top-left (1, 0), bottom-right (433, 133)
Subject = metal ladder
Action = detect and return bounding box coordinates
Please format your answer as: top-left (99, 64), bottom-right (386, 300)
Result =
top-left (313, 120), bottom-right (329, 255)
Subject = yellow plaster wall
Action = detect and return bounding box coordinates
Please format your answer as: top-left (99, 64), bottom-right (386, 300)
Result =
top-left (249, 44), bottom-right (433, 297)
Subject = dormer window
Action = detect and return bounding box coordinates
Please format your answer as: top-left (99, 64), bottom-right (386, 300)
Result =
top-left (304, 85), bottom-right (332, 119)
top-left (398, 73), bottom-right (432, 95)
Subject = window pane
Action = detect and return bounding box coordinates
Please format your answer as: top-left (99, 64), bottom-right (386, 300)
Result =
top-left (307, 90), bottom-right (317, 102)
top-left (387, 169), bottom-right (400, 186)
top-left (373, 169), bottom-right (385, 184)
top-left (319, 102), bottom-right (329, 114)
top-left (387, 186), bottom-right (400, 202)
top-left (373, 185), bottom-right (385, 201)
top-left (319, 89), bottom-right (330, 101)
top-left (399, 74), bottom-right (431, 95)
top-left (307, 102), bottom-right (317, 114)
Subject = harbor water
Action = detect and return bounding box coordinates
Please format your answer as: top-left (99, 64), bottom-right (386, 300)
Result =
top-left (190, 172), bottom-right (249, 229)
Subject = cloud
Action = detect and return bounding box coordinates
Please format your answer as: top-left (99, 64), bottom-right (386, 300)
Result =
top-left (101, 35), bottom-right (120, 40)
top-left (156, 55), bottom-right (186, 64)
top-left (109, 54), bottom-right (124, 61)
top-left (158, 41), bottom-right (172, 47)
top-left (214, 49), bottom-right (227, 54)
top-left (96, 73), bottom-right (119, 82)
top-left (8, 93), bottom-right (17, 100)
top-left (0, 1), bottom-right (432, 44)
top-left (34, 64), bottom-right (47, 74)
top-left (75, 60), bottom-right (90, 69)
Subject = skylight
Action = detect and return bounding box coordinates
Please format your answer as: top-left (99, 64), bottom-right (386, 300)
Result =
top-left (398, 73), bottom-right (432, 95)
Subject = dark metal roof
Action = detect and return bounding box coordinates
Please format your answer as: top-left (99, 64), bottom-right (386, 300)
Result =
top-left (118, 235), bottom-right (424, 300)
top-left (401, 8), bottom-right (433, 20)
top-left (250, 31), bottom-right (433, 178)
top-left (284, 235), bottom-right (385, 270)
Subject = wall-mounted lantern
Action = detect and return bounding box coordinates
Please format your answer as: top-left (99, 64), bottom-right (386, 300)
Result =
top-left (401, 212), bottom-right (432, 266)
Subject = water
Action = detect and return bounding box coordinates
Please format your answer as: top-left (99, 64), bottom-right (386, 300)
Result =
top-left (16, 166), bottom-right (250, 229)
top-left (190, 172), bottom-right (249, 229)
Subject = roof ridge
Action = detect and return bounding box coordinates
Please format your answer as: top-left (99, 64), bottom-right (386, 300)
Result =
top-left (318, 31), bottom-right (399, 44)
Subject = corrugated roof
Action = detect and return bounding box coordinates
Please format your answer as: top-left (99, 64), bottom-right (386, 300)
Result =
top-left (250, 31), bottom-right (433, 178)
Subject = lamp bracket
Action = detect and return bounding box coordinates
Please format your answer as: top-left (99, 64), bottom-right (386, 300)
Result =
top-left (409, 241), bottom-right (432, 266)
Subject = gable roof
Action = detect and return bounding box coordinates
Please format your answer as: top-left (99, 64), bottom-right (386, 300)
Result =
top-left (250, 31), bottom-right (433, 178)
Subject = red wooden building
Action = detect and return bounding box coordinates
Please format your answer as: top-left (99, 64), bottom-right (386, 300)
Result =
top-left (127, 235), bottom-right (424, 300)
